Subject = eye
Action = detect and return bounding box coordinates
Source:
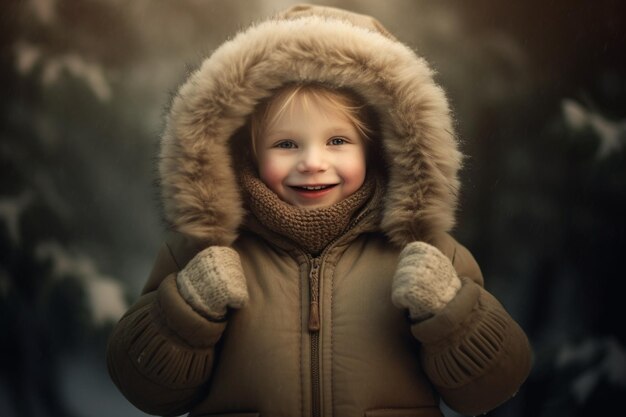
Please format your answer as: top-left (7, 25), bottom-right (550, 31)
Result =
top-left (328, 137), bottom-right (348, 146)
top-left (274, 140), bottom-right (297, 149)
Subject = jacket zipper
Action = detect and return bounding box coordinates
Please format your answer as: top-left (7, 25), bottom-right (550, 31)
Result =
top-left (308, 258), bottom-right (321, 331)
top-left (308, 257), bottom-right (321, 417)
top-left (307, 208), bottom-right (372, 417)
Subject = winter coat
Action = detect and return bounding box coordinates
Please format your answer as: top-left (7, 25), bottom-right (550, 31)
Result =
top-left (106, 4), bottom-right (533, 417)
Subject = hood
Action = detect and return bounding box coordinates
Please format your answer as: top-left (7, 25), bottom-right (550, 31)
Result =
top-left (158, 3), bottom-right (462, 247)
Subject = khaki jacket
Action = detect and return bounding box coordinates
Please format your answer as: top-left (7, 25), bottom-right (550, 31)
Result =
top-left (107, 4), bottom-right (532, 417)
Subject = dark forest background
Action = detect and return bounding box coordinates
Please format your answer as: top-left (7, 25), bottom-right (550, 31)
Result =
top-left (1, 1), bottom-right (625, 416)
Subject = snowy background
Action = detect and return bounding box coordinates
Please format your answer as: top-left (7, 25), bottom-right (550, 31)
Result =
top-left (1, 0), bottom-right (625, 416)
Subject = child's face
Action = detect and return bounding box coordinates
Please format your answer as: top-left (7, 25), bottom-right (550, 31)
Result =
top-left (256, 99), bottom-right (367, 209)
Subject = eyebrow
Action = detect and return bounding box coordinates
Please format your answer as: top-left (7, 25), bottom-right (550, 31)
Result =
top-left (265, 126), bottom-right (358, 139)
top-left (265, 129), bottom-right (298, 138)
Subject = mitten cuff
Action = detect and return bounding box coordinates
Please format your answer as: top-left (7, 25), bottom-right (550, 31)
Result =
top-left (392, 241), bottom-right (462, 320)
top-left (176, 246), bottom-right (248, 320)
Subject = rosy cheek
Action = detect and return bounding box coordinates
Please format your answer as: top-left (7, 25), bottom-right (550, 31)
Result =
top-left (344, 156), bottom-right (367, 187)
top-left (258, 158), bottom-right (286, 193)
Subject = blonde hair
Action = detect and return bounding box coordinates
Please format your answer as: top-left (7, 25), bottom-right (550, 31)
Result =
top-left (250, 84), bottom-right (375, 156)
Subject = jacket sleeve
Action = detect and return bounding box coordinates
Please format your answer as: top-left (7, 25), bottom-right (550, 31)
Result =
top-left (410, 234), bottom-right (533, 416)
top-left (106, 237), bottom-right (227, 416)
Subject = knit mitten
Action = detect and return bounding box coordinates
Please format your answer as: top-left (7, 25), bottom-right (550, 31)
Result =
top-left (391, 241), bottom-right (462, 321)
top-left (176, 246), bottom-right (249, 320)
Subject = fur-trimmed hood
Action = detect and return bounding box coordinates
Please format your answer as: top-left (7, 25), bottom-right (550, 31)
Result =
top-left (158, 3), bottom-right (462, 248)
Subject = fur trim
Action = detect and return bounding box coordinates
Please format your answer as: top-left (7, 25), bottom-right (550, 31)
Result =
top-left (159, 5), bottom-right (462, 246)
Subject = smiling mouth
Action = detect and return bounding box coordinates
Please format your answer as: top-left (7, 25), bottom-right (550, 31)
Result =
top-left (290, 184), bottom-right (337, 191)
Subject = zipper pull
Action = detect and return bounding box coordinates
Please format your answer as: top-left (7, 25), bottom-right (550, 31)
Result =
top-left (308, 258), bottom-right (321, 332)
top-left (309, 301), bottom-right (320, 332)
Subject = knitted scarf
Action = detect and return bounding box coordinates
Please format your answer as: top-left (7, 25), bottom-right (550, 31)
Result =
top-left (239, 166), bottom-right (377, 255)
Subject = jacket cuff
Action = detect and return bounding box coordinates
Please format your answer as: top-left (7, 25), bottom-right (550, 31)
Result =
top-left (410, 278), bottom-right (533, 415)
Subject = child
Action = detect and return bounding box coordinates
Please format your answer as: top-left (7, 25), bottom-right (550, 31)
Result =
top-left (107, 4), bottom-right (532, 417)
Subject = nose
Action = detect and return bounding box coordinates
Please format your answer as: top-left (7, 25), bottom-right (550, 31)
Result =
top-left (297, 147), bottom-right (328, 173)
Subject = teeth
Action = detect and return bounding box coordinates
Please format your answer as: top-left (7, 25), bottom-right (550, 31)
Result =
top-left (301, 185), bottom-right (327, 190)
